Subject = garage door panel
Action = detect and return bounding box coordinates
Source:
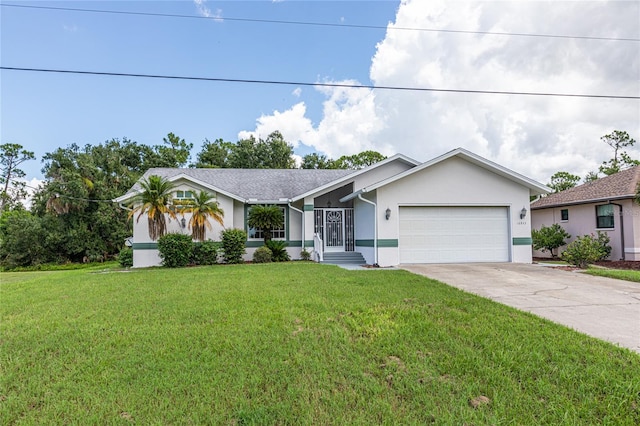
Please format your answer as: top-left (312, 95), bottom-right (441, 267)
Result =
top-left (399, 207), bottom-right (509, 263)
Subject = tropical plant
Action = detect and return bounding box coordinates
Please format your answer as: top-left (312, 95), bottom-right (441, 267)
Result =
top-left (129, 175), bottom-right (177, 241)
top-left (158, 233), bottom-right (193, 268)
top-left (221, 228), bottom-right (247, 264)
top-left (184, 190), bottom-right (224, 241)
top-left (265, 240), bottom-right (290, 262)
top-left (247, 205), bottom-right (284, 243)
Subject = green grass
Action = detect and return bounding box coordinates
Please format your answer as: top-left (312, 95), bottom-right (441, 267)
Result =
top-left (1, 264), bottom-right (639, 424)
top-left (585, 267), bottom-right (640, 282)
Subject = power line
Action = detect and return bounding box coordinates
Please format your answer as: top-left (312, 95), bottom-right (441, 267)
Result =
top-left (2, 66), bottom-right (638, 100)
top-left (2, 3), bottom-right (638, 42)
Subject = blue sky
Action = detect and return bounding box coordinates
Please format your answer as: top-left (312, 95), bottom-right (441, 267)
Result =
top-left (2, 0), bottom-right (639, 184)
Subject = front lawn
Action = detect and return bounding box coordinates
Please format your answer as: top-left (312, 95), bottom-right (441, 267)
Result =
top-left (1, 264), bottom-right (638, 424)
top-left (585, 267), bottom-right (640, 282)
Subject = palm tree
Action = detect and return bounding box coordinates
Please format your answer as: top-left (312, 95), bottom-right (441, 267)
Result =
top-left (247, 204), bottom-right (284, 243)
top-left (129, 175), bottom-right (177, 241)
top-left (185, 191), bottom-right (224, 241)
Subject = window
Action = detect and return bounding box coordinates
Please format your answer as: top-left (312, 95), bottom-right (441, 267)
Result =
top-left (596, 205), bottom-right (614, 228)
top-left (173, 190), bottom-right (195, 209)
top-left (560, 209), bottom-right (569, 221)
top-left (175, 190), bottom-right (194, 199)
top-left (248, 206), bottom-right (286, 240)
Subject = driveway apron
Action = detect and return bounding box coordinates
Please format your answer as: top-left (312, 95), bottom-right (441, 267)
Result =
top-left (400, 263), bottom-right (640, 353)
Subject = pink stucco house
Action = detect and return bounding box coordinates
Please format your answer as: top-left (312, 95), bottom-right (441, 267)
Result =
top-left (531, 166), bottom-right (640, 260)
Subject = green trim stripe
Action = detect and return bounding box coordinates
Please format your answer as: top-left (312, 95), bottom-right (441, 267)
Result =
top-left (132, 242), bottom-right (158, 250)
top-left (513, 237), bottom-right (533, 246)
top-left (303, 204), bottom-right (315, 211)
top-left (355, 239), bottom-right (398, 248)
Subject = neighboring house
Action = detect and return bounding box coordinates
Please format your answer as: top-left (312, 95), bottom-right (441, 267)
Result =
top-left (115, 148), bottom-right (549, 267)
top-left (531, 166), bottom-right (640, 260)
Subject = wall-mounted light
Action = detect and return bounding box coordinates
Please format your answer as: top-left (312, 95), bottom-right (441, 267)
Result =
top-left (327, 200), bottom-right (332, 208)
top-left (520, 207), bottom-right (527, 219)
top-left (181, 218), bottom-right (187, 228)
top-left (385, 207), bottom-right (391, 220)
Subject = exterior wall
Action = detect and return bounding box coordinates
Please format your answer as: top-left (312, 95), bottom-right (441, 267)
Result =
top-left (354, 195), bottom-right (376, 264)
top-left (532, 199), bottom-right (640, 261)
top-left (131, 179), bottom-right (236, 268)
top-left (373, 156), bottom-right (533, 266)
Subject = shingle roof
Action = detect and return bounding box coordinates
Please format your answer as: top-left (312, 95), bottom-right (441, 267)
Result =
top-left (121, 168), bottom-right (355, 202)
top-left (531, 165), bottom-right (640, 209)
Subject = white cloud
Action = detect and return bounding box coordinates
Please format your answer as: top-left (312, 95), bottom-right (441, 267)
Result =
top-left (63, 25), bottom-right (78, 32)
top-left (193, 0), bottom-right (222, 21)
top-left (292, 87), bottom-right (302, 97)
top-left (241, 0), bottom-right (640, 182)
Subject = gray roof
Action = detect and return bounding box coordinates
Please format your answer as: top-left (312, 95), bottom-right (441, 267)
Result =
top-left (531, 165), bottom-right (640, 209)
top-left (121, 168), bottom-right (355, 202)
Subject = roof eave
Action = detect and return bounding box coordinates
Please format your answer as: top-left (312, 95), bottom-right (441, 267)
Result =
top-left (531, 194), bottom-right (636, 210)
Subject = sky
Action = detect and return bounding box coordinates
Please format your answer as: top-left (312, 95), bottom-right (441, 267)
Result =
top-left (1, 0), bottom-right (639, 188)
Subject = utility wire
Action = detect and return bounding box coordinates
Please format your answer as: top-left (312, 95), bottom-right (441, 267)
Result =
top-left (7, 177), bottom-right (120, 203)
top-left (2, 3), bottom-right (638, 42)
top-left (2, 66), bottom-right (638, 100)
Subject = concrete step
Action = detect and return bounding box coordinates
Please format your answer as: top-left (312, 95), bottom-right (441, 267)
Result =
top-left (321, 252), bottom-right (367, 265)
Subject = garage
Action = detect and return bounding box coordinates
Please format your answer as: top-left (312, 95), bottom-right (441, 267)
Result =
top-left (399, 206), bottom-right (510, 263)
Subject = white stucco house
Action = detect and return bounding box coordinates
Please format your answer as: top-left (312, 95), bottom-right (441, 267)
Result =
top-left (531, 165), bottom-right (640, 260)
top-left (115, 148), bottom-right (550, 268)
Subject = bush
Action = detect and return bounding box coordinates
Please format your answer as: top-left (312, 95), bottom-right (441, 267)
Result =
top-left (561, 233), bottom-right (611, 268)
top-left (595, 231), bottom-right (612, 261)
top-left (265, 240), bottom-right (290, 262)
top-left (300, 248), bottom-right (311, 261)
top-left (221, 228), bottom-right (247, 264)
top-left (158, 233), bottom-right (193, 268)
top-left (191, 241), bottom-right (219, 265)
top-left (253, 246), bottom-right (273, 263)
top-left (532, 224), bottom-right (571, 258)
top-left (118, 247), bottom-right (133, 268)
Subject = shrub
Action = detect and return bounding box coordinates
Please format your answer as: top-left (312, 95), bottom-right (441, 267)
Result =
top-left (158, 233), bottom-right (193, 268)
top-left (191, 241), bottom-right (219, 265)
top-left (265, 240), bottom-right (290, 262)
top-left (595, 231), bottom-right (612, 261)
top-left (532, 224), bottom-right (571, 258)
top-left (253, 246), bottom-right (273, 263)
top-left (561, 233), bottom-right (611, 268)
top-left (300, 248), bottom-right (311, 261)
top-left (118, 247), bottom-right (133, 268)
top-left (221, 228), bottom-right (247, 264)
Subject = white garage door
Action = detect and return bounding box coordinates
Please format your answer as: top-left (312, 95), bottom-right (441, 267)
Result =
top-left (399, 206), bottom-right (510, 263)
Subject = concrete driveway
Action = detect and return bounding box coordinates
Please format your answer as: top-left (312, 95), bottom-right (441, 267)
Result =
top-left (400, 263), bottom-right (640, 353)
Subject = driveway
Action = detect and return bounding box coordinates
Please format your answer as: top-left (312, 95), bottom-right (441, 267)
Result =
top-left (400, 263), bottom-right (640, 353)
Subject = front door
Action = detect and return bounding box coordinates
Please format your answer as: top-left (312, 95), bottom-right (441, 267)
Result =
top-left (324, 209), bottom-right (345, 252)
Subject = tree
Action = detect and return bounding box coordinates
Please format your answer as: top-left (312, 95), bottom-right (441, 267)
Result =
top-left (548, 171), bottom-right (581, 193)
top-left (584, 171), bottom-right (599, 183)
top-left (532, 224), bottom-right (571, 258)
top-left (247, 205), bottom-right (284, 243)
top-left (155, 133), bottom-right (193, 168)
top-left (598, 130), bottom-right (639, 176)
top-left (193, 138), bottom-right (234, 168)
top-left (129, 175), bottom-right (177, 241)
top-left (333, 150), bottom-right (387, 169)
top-left (184, 190), bottom-right (224, 241)
top-left (0, 143), bottom-right (35, 211)
top-left (0, 210), bottom-right (45, 268)
top-left (301, 153), bottom-right (336, 169)
top-left (228, 131), bottom-right (295, 169)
